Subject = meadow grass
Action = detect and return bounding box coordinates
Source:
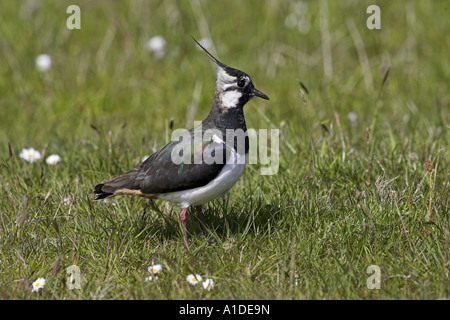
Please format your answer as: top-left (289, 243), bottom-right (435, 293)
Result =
top-left (0, 0), bottom-right (448, 300)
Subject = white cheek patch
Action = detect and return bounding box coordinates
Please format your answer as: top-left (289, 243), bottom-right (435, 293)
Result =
top-left (221, 90), bottom-right (242, 108)
top-left (217, 68), bottom-right (236, 83)
top-left (221, 83), bottom-right (237, 91)
top-left (216, 68), bottom-right (238, 91)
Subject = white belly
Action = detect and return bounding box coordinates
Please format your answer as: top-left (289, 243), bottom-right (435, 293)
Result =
top-left (158, 153), bottom-right (248, 208)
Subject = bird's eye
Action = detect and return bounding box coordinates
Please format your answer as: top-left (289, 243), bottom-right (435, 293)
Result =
top-left (237, 78), bottom-right (246, 88)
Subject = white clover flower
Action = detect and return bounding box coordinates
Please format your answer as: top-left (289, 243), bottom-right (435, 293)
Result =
top-left (202, 278), bottom-right (214, 291)
top-left (19, 148), bottom-right (41, 163)
top-left (147, 35), bottom-right (165, 51)
top-left (31, 277), bottom-right (46, 292)
top-left (36, 54), bottom-right (52, 72)
top-left (186, 274), bottom-right (202, 286)
top-left (148, 264), bottom-right (162, 274)
top-left (348, 112), bottom-right (358, 123)
top-left (46, 154), bottom-right (61, 165)
top-left (146, 36), bottom-right (166, 58)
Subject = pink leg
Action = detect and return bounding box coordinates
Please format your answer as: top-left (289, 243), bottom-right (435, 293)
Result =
top-left (179, 207), bottom-right (189, 249)
top-left (180, 207), bottom-right (195, 264)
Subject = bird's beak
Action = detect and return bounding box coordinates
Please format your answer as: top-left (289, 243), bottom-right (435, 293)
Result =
top-left (252, 87), bottom-right (269, 100)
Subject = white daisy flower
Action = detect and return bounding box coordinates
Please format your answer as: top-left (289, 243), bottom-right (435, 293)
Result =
top-left (186, 274), bottom-right (202, 286)
top-left (31, 277), bottom-right (46, 292)
top-left (36, 54), bottom-right (52, 72)
top-left (148, 264), bottom-right (162, 274)
top-left (146, 36), bottom-right (166, 58)
top-left (202, 278), bottom-right (214, 291)
top-left (19, 148), bottom-right (41, 163)
top-left (46, 154), bottom-right (61, 165)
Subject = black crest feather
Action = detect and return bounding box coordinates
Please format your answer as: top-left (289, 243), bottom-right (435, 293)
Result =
top-left (192, 37), bottom-right (227, 69)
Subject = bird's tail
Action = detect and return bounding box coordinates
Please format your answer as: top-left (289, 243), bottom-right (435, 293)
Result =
top-left (93, 169), bottom-right (139, 201)
top-left (93, 183), bottom-right (113, 200)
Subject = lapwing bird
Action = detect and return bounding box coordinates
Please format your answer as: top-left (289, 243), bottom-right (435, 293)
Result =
top-left (94, 39), bottom-right (269, 251)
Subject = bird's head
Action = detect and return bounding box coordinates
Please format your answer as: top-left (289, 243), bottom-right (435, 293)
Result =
top-left (193, 38), bottom-right (269, 109)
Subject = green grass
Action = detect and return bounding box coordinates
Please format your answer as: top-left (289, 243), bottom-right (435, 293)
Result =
top-left (0, 0), bottom-right (448, 300)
